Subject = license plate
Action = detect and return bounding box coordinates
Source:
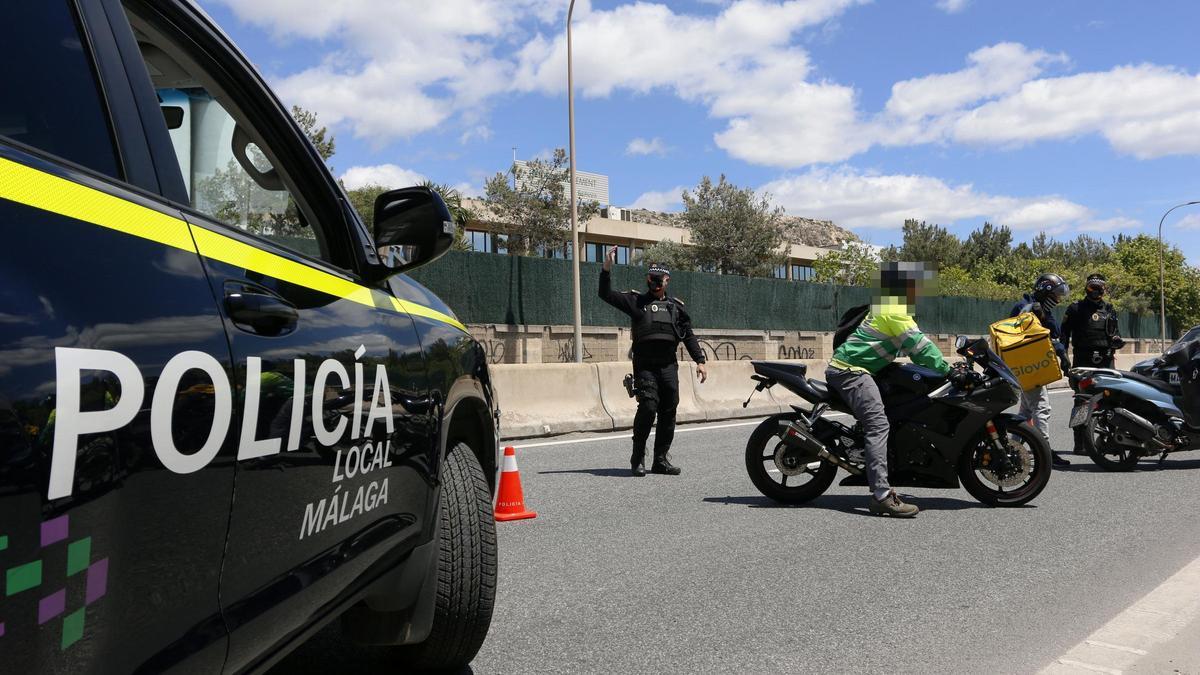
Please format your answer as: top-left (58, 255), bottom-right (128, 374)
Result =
top-left (1170, 372), bottom-right (1181, 385)
top-left (1069, 404), bottom-right (1091, 428)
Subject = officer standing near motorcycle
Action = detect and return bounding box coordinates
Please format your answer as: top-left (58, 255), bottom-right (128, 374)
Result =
top-left (599, 246), bottom-right (708, 477)
top-left (1062, 273), bottom-right (1125, 454)
top-left (1011, 273), bottom-right (1073, 467)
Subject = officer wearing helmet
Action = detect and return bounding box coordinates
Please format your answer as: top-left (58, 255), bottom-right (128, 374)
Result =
top-left (599, 246), bottom-right (708, 476)
top-left (1011, 273), bottom-right (1072, 467)
top-left (1062, 273), bottom-right (1125, 453)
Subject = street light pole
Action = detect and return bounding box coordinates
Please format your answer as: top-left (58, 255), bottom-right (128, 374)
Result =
top-left (1157, 200), bottom-right (1200, 352)
top-left (567, 0), bottom-right (582, 363)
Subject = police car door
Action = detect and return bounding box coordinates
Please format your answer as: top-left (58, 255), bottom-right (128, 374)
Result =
top-left (0, 1), bottom-right (236, 671)
top-left (111, 2), bottom-right (434, 669)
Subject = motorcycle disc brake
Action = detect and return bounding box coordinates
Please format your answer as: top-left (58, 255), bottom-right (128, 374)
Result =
top-left (774, 441), bottom-right (820, 476)
top-left (979, 440), bottom-right (1033, 488)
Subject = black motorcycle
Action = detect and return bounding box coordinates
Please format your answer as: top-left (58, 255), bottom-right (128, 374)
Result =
top-left (742, 336), bottom-right (1052, 507)
top-left (1069, 336), bottom-right (1200, 471)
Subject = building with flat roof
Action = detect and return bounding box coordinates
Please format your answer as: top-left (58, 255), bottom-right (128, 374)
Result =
top-left (460, 199), bottom-right (856, 281)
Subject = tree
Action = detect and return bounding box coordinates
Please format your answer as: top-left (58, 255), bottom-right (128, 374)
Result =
top-left (681, 175), bottom-right (786, 277)
top-left (885, 219), bottom-right (962, 268)
top-left (291, 105), bottom-right (335, 164)
top-left (344, 183), bottom-right (388, 229)
top-left (641, 240), bottom-right (696, 273)
top-left (961, 222), bottom-right (1013, 270)
top-left (1110, 235), bottom-right (1200, 331)
top-left (196, 156), bottom-right (294, 235)
top-left (482, 149), bottom-right (599, 256)
top-left (812, 242), bottom-right (879, 286)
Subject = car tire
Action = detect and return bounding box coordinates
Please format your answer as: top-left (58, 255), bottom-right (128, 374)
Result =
top-left (395, 441), bottom-right (497, 670)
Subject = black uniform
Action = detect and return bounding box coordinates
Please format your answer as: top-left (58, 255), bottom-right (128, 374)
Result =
top-left (599, 269), bottom-right (706, 467)
top-left (1063, 297), bottom-right (1122, 452)
top-left (1062, 298), bottom-right (1121, 369)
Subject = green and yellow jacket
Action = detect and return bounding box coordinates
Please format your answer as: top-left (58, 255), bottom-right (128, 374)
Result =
top-left (830, 308), bottom-right (950, 375)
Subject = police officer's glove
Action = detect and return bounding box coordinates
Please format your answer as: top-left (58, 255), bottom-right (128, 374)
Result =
top-left (1111, 335), bottom-right (1126, 350)
top-left (1059, 353), bottom-right (1071, 373)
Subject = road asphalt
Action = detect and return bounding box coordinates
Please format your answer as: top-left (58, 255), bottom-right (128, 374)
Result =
top-left (273, 389), bottom-right (1200, 674)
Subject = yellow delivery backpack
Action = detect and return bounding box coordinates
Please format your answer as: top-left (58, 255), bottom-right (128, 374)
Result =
top-left (989, 312), bottom-right (1062, 391)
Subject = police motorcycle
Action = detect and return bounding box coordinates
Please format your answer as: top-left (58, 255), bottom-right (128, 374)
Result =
top-left (1069, 335), bottom-right (1200, 471)
top-left (741, 336), bottom-right (1053, 506)
top-left (1128, 325), bottom-right (1200, 391)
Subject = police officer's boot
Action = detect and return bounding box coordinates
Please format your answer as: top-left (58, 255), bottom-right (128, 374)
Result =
top-left (650, 454), bottom-right (681, 475)
top-left (631, 450), bottom-right (646, 477)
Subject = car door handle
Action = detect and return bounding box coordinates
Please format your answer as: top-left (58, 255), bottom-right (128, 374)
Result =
top-left (225, 290), bottom-right (299, 336)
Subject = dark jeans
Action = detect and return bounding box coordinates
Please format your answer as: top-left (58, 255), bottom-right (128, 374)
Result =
top-left (631, 361), bottom-right (680, 466)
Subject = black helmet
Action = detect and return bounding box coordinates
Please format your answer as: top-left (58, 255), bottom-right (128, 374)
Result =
top-left (1033, 273), bottom-right (1070, 309)
top-left (1085, 273), bottom-right (1107, 301)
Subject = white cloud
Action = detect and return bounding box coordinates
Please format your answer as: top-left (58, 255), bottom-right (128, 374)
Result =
top-left (340, 164), bottom-right (426, 190)
top-left (630, 186), bottom-right (688, 212)
top-left (1078, 216), bottom-right (1142, 233)
top-left (1175, 213), bottom-right (1200, 231)
top-left (762, 166), bottom-right (1092, 231)
top-left (513, 0), bottom-right (872, 165)
top-left (625, 137), bottom-right (669, 156)
top-left (935, 0), bottom-right (969, 13)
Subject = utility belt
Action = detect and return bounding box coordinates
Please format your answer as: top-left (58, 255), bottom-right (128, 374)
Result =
top-left (1074, 346), bottom-right (1115, 366)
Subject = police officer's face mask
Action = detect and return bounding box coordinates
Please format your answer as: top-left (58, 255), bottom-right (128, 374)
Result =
top-left (647, 274), bottom-right (666, 292)
top-left (1086, 283), bottom-right (1105, 301)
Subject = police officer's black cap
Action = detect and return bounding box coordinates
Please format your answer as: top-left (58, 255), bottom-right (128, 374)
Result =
top-left (647, 264), bottom-right (670, 277)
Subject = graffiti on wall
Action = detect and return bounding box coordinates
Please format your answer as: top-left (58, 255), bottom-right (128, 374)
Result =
top-left (482, 340), bottom-right (508, 364)
top-left (555, 339), bottom-right (594, 363)
top-left (777, 346), bottom-right (817, 360)
top-left (684, 340), bottom-right (753, 361)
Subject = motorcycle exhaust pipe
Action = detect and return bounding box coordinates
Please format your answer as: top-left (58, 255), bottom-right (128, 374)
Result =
top-left (1111, 408), bottom-right (1168, 447)
top-left (778, 421), bottom-right (863, 475)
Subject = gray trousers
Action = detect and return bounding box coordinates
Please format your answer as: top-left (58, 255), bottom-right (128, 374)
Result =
top-left (826, 367), bottom-right (889, 493)
top-left (1020, 385), bottom-right (1052, 443)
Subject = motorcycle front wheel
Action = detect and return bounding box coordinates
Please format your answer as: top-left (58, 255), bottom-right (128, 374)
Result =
top-left (744, 414), bottom-right (838, 504)
top-left (958, 422), bottom-right (1052, 507)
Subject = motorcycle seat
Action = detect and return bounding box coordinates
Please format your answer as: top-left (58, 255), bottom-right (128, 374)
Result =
top-left (1121, 370), bottom-right (1180, 395)
top-left (805, 378), bottom-right (832, 401)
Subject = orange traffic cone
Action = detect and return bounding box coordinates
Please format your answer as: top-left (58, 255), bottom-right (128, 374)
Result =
top-left (494, 446), bottom-right (537, 522)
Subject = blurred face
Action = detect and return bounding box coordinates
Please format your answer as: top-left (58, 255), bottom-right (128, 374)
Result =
top-left (647, 273), bottom-right (669, 294)
top-left (872, 262), bottom-right (935, 316)
top-left (1086, 278), bottom-right (1106, 301)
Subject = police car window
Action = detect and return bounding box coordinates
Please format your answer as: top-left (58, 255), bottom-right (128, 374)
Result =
top-left (121, 10), bottom-right (328, 263)
top-left (0, 3), bottom-right (120, 179)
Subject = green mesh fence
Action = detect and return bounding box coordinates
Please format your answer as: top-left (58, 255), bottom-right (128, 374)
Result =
top-left (407, 251), bottom-right (1170, 336)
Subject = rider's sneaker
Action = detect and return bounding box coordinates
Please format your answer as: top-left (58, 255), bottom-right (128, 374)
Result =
top-left (869, 490), bottom-right (918, 518)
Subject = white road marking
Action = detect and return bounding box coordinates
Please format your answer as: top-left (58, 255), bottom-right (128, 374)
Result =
top-left (1040, 552), bottom-right (1200, 674)
top-left (511, 420), bottom-right (764, 449)
top-left (1084, 641), bottom-right (1148, 656)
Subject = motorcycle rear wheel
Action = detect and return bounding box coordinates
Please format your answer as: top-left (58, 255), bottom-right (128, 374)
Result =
top-left (1082, 405), bottom-right (1141, 471)
top-left (958, 422), bottom-right (1052, 507)
top-left (744, 414), bottom-right (838, 504)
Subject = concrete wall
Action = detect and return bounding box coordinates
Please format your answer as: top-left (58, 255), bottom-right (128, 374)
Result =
top-left (491, 352), bottom-right (1152, 440)
top-left (469, 323), bottom-right (1163, 366)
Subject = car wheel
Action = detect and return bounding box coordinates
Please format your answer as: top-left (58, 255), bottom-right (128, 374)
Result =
top-left (395, 441), bottom-right (497, 670)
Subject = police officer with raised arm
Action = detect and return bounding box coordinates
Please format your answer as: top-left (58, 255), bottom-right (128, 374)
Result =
top-left (599, 245), bottom-right (707, 476)
top-left (1062, 273), bottom-right (1125, 453)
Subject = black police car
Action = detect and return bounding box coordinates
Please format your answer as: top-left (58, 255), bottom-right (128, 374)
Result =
top-left (0, 2), bottom-right (500, 671)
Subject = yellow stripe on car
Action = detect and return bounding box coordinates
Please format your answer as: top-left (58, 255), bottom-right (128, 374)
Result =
top-left (0, 156), bottom-right (465, 332)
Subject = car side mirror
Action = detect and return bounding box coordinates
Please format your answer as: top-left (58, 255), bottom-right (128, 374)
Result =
top-left (371, 186), bottom-right (455, 276)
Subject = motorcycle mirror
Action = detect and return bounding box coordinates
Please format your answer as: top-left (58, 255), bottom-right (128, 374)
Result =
top-left (955, 335), bottom-right (969, 350)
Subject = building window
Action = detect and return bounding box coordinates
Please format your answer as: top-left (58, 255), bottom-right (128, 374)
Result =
top-left (466, 229), bottom-right (491, 253)
top-left (772, 265), bottom-right (788, 279)
top-left (791, 264), bottom-right (815, 281)
top-left (632, 247), bottom-right (644, 265)
top-left (585, 242), bottom-right (628, 264)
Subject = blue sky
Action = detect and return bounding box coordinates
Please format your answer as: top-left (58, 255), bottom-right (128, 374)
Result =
top-left (199, 0), bottom-right (1200, 261)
